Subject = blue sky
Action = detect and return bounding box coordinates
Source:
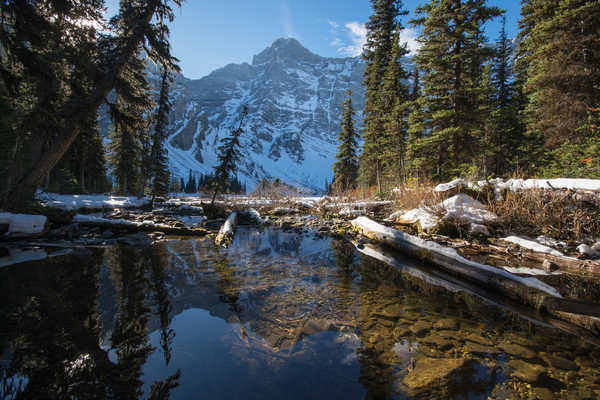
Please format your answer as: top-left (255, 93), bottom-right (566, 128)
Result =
top-left (106, 1), bottom-right (522, 79)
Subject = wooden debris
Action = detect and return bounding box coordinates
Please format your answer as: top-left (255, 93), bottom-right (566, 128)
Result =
top-left (215, 212), bottom-right (238, 247)
top-left (351, 217), bottom-right (600, 320)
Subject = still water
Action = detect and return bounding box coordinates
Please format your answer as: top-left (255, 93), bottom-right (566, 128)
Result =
top-left (1, 227), bottom-right (599, 399)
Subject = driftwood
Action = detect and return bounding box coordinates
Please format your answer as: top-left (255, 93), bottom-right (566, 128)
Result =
top-left (73, 216), bottom-right (209, 236)
top-left (351, 217), bottom-right (600, 320)
top-left (485, 238), bottom-right (600, 275)
top-left (215, 212), bottom-right (238, 247)
top-left (357, 243), bottom-right (600, 340)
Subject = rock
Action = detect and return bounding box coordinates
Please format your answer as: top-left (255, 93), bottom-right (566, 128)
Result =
top-left (531, 387), bottom-right (554, 400)
top-left (542, 259), bottom-right (559, 272)
top-left (539, 352), bottom-right (578, 371)
top-left (433, 318), bottom-right (459, 330)
top-left (102, 230), bottom-right (114, 239)
top-left (577, 243), bottom-right (599, 258)
top-left (499, 342), bottom-right (537, 360)
top-left (508, 359), bottom-right (547, 384)
top-left (118, 232), bottom-right (152, 247)
top-left (403, 357), bottom-right (472, 391)
top-left (420, 334), bottom-right (454, 351)
top-left (463, 341), bottom-right (498, 355)
top-left (0, 223), bottom-right (8, 235)
top-left (469, 223), bottom-right (490, 237)
top-left (409, 321), bottom-right (431, 337)
top-left (464, 332), bottom-right (494, 346)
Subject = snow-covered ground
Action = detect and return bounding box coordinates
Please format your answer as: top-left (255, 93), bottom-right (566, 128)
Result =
top-left (36, 192), bottom-right (150, 210)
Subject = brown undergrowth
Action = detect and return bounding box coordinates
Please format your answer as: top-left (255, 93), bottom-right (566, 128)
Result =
top-left (489, 189), bottom-right (600, 241)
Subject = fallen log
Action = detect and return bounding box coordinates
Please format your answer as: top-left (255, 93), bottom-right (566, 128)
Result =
top-left (215, 212), bottom-right (238, 247)
top-left (487, 238), bottom-right (600, 275)
top-left (73, 215), bottom-right (209, 236)
top-left (351, 217), bottom-right (600, 319)
top-left (357, 242), bottom-right (600, 341)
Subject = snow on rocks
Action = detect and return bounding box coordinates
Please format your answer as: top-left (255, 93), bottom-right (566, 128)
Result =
top-left (391, 194), bottom-right (497, 232)
top-left (396, 207), bottom-right (439, 231)
top-left (177, 216), bottom-right (207, 228)
top-left (246, 208), bottom-right (264, 224)
top-left (502, 236), bottom-right (565, 257)
top-left (577, 244), bottom-right (600, 259)
top-left (441, 194), bottom-right (497, 225)
top-left (37, 192), bottom-right (150, 210)
top-left (0, 212), bottom-right (48, 236)
top-left (434, 178), bottom-right (466, 192)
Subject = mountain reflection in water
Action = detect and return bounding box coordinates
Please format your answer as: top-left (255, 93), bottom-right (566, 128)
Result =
top-left (1, 227), bottom-right (599, 399)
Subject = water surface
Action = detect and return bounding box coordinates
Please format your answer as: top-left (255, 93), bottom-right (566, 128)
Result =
top-left (1, 227), bottom-right (599, 399)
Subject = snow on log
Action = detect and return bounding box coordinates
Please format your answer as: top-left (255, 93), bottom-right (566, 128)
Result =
top-left (0, 212), bottom-right (48, 237)
top-left (502, 236), bottom-right (565, 257)
top-left (351, 217), bottom-right (600, 318)
top-left (215, 212), bottom-right (238, 247)
top-left (73, 214), bottom-right (209, 236)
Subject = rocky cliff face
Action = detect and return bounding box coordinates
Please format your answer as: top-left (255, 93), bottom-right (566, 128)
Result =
top-left (104, 38), bottom-right (366, 191)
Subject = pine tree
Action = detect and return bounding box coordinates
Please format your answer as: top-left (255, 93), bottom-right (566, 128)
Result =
top-left (333, 90), bottom-right (360, 192)
top-left (380, 28), bottom-right (411, 185)
top-left (360, 0), bottom-right (408, 190)
top-left (407, 0), bottom-right (502, 180)
top-left (108, 50), bottom-right (153, 196)
top-left (211, 106), bottom-right (248, 204)
top-left (0, 0), bottom-right (183, 209)
top-left (518, 0), bottom-right (600, 174)
top-left (151, 69), bottom-right (172, 201)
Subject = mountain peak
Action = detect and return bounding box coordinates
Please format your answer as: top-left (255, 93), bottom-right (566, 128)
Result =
top-left (252, 37), bottom-right (322, 65)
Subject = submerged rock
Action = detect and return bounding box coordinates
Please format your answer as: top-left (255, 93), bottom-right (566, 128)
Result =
top-left (403, 357), bottom-right (472, 391)
top-left (508, 359), bottom-right (547, 384)
top-left (499, 342), bottom-right (537, 360)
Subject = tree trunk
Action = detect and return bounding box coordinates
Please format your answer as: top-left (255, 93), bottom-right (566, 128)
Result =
top-left (2, 2), bottom-right (161, 210)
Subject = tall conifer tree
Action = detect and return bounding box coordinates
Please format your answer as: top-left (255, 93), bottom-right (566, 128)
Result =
top-left (333, 90), bottom-right (360, 192)
top-left (151, 69), bottom-right (172, 200)
top-left (360, 0), bottom-right (408, 190)
top-left (407, 0), bottom-right (501, 180)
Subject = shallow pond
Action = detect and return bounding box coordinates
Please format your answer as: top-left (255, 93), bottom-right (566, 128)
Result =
top-left (1, 227), bottom-right (599, 399)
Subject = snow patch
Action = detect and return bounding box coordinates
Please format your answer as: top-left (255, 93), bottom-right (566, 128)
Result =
top-left (0, 213), bottom-right (47, 234)
top-left (503, 236), bottom-right (565, 257)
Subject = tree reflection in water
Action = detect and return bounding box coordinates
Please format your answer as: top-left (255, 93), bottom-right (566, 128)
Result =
top-left (0, 246), bottom-right (180, 400)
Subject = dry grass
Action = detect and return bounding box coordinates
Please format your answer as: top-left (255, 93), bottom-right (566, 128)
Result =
top-left (489, 189), bottom-right (600, 241)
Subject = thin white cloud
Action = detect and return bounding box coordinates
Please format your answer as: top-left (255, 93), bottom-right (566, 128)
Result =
top-left (281, 2), bottom-right (295, 38)
top-left (328, 20), bottom-right (421, 57)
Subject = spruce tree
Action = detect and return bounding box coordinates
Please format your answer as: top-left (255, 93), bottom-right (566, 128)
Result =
top-left (518, 0), bottom-right (600, 175)
top-left (333, 90), bottom-right (360, 192)
top-left (407, 0), bottom-right (502, 180)
top-left (380, 28), bottom-right (411, 185)
top-left (360, 0), bottom-right (408, 190)
top-left (108, 50), bottom-right (153, 196)
top-left (211, 106), bottom-right (248, 204)
top-left (151, 69), bottom-right (172, 201)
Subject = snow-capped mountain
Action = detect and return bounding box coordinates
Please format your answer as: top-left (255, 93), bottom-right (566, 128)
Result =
top-left (103, 38), bottom-right (367, 191)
